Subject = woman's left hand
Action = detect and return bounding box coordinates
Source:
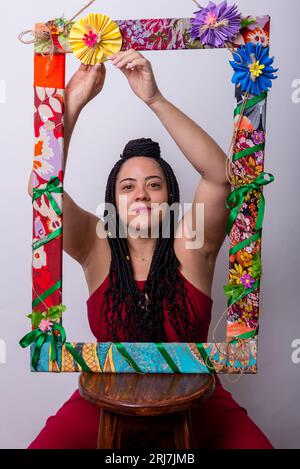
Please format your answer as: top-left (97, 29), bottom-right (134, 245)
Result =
top-left (65, 63), bottom-right (106, 113)
top-left (107, 49), bottom-right (164, 106)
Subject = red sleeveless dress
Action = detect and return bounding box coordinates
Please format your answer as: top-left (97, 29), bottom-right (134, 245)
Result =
top-left (28, 270), bottom-right (273, 449)
top-left (87, 269), bottom-right (212, 343)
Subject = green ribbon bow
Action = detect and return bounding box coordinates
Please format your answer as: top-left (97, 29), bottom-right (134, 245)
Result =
top-left (226, 172), bottom-right (275, 236)
top-left (32, 176), bottom-right (63, 216)
top-left (19, 324), bottom-right (91, 372)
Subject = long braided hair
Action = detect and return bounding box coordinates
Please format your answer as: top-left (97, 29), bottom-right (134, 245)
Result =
top-left (102, 138), bottom-right (202, 342)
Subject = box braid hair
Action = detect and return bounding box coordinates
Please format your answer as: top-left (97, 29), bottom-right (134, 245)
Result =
top-left (102, 138), bottom-right (203, 342)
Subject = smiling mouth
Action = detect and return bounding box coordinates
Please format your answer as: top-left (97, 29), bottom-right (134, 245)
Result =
top-left (135, 207), bottom-right (152, 214)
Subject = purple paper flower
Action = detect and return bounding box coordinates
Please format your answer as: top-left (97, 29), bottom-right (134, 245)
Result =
top-left (253, 130), bottom-right (265, 145)
top-left (190, 1), bottom-right (242, 48)
top-left (240, 274), bottom-right (255, 289)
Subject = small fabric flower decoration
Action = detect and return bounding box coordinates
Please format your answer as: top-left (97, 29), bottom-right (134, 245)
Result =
top-left (69, 13), bottom-right (122, 65)
top-left (190, 1), bottom-right (241, 47)
top-left (39, 319), bottom-right (53, 332)
top-left (230, 42), bottom-right (278, 95)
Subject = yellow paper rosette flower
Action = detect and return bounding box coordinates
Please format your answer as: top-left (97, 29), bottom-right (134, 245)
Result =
top-left (69, 13), bottom-right (122, 65)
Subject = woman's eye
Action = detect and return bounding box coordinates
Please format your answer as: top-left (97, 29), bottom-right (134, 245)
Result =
top-left (122, 183), bottom-right (160, 190)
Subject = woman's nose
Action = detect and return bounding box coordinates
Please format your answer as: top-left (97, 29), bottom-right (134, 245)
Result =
top-left (135, 187), bottom-right (150, 200)
top-left (136, 194), bottom-right (149, 201)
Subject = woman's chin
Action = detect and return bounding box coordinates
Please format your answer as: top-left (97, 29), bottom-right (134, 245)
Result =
top-left (128, 221), bottom-right (160, 239)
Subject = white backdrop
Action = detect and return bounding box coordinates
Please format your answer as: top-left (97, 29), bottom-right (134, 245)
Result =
top-left (0, 0), bottom-right (299, 448)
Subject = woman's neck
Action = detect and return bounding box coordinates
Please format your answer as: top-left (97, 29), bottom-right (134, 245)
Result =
top-left (127, 236), bottom-right (157, 260)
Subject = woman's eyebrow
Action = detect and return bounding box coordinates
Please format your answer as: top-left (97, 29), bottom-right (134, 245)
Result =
top-left (119, 176), bottom-right (162, 184)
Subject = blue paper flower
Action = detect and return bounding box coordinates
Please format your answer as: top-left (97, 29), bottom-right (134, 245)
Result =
top-left (229, 42), bottom-right (278, 95)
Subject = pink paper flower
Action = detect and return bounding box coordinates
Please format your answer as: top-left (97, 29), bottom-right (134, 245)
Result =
top-left (39, 318), bottom-right (53, 332)
top-left (82, 30), bottom-right (99, 48)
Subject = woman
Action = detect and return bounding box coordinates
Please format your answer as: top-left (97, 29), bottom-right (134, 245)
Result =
top-left (27, 49), bottom-right (273, 449)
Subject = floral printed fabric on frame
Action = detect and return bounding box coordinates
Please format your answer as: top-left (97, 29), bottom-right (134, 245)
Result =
top-left (32, 78), bottom-right (64, 313)
top-left (34, 16), bottom-right (270, 54)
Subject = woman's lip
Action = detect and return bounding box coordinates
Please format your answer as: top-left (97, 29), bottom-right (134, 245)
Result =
top-left (135, 207), bottom-right (152, 214)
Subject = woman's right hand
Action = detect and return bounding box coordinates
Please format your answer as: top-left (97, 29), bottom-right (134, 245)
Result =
top-left (65, 63), bottom-right (106, 113)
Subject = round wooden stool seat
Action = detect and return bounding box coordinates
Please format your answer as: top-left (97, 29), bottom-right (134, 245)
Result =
top-left (79, 373), bottom-right (215, 449)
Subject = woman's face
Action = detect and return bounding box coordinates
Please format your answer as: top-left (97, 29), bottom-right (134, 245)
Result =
top-left (115, 157), bottom-right (169, 237)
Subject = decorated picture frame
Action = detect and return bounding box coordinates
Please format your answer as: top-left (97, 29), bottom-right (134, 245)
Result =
top-left (19, 2), bottom-right (277, 373)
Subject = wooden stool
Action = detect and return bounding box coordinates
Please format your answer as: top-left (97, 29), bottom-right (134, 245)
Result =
top-left (79, 372), bottom-right (215, 449)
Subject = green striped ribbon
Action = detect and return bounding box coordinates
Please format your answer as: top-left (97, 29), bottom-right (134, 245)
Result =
top-left (234, 91), bottom-right (267, 117)
top-left (155, 343), bottom-right (181, 373)
top-left (32, 176), bottom-right (63, 216)
top-left (32, 227), bottom-right (62, 250)
top-left (64, 342), bottom-right (92, 373)
top-left (115, 343), bottom-right (181, 374)
top-left (32, 280), bottom-right (62, 308)
top-left (226, 172), bottom-right (275, 236)
top-left (228, 326), bottom-right (259, 345)
top-left (229, 231), bottom-right (262, 256)
top-left (233, 143), bottom-right (265, 161)
top-left (226, 279), bottom-right (260, 308)
top-left (114, 343), bottom-right (144, 374)
top-left (195, 343), bottom-right (216, 374)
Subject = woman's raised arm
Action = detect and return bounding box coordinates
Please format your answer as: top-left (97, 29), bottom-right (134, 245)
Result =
top-left (28, 63), bottom-right (107, 267)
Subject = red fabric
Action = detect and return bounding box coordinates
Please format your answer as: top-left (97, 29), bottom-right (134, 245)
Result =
top-left (28, 271), bottom-right (273, 449)
top-left (87, 269), bottom-right (213, 342)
